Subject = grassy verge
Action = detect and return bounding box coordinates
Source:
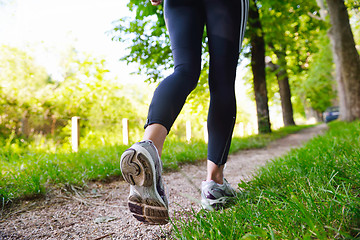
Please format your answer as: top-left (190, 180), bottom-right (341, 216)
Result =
top-left (0, 124), bottom-right (311, 205)
top-left (0, 146), bottom-right (127, 203)
top-left (171, 121), bottom-right (360, 239)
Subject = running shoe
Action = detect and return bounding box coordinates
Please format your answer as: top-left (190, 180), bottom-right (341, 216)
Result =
top-left (201, 179), bottom-right (237, 210)
top-left (120, 140), bottom-right (169, 225)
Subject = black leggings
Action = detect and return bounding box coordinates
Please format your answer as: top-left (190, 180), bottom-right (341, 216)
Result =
top-left (145, 0), bottom-right (249, 166)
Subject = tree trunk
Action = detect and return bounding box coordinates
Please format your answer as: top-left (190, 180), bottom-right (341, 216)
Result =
top-left (249, 0), bottom-right (271, 133)
top-left (316, 0), bottom-right (347, 119)
top-left (271, 50), bottom-right (296, 126)
top-left (326, 0), bottom-right (360, 121)
top-left (329, 33), bottom-right (348, 119)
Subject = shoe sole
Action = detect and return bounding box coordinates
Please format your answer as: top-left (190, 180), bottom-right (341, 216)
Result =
top-left (120, 146), bottom-right (169, 225)
top-left (201, 196), bottom-right (237, 211)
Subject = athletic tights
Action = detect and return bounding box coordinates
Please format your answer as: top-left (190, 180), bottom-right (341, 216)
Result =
top-left (145, 0), bottom-right (249, 166)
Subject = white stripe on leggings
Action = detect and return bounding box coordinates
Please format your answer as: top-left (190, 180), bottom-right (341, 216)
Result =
top-left (239, 0), bottom-right (249, 52)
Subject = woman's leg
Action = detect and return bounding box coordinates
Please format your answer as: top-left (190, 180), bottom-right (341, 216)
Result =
top-left (204, 0), bottom-right (249, 178)
top-left (207, 161), bottom-right (225, 184)
top-left (143, 0), bottom-right (205, 154)
top-left (143, 123), bottom-right (167, 157)
top-left (201, 0), bottom-right (249, 211)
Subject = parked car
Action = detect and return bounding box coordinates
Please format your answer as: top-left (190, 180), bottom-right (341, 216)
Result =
top-left (323, 106), bottom-right (339, 123)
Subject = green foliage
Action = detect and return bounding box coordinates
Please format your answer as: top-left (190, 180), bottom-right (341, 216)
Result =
top-left (261, 0), bottom-right (325, 73)
top-left (0, 45), bottom-right (50, 136)
top-left (0, 43), bottom-right (251, 152)
top-left (259, 1), bottom-right (331, 118)
top-left (241, 0), bottom-right (333, 120)
top-left (298, 33), bottom-right (336, 113)
top-left (0, 45), bottom-right (153, 149)
top-left (49, 53), bottom-right (148, 147)
top-left (110, 1), bottom-right (170, 83)
top-left (347, 1), bottom-right (360, 49)
top-left (346, 0), bottom-right (360, 10)
top-left (0, 46), bottom-right (49, 96)
top-left (172, 121), bottom-right (360, 239)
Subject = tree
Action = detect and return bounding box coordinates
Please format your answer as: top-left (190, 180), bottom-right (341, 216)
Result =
top-left (301, 33), bottom-right (336, 116)
top-left (266, 51), bottom-right (296, 126)
top-left (0, 46), bottom-right (50, 136)
top-left (248, 0), bottom-right (271, 133)
top-left (316, 0), bottom-right (360, 121)
top-left (326, 0), bottom-right (360, 121)
top-left (111, 1), bottom-right (169, 83)
top-left (0, 46), bottom-right (49, 101)
top-left (0, 45), bottom-right (151, 145)
top-left (259, 0), bottom-right (326, 125)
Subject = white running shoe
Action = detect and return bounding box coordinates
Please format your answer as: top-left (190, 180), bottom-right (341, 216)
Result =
top-left (120, 140), bottom-right (169, 225)
top-left (201, 179), bottom-right (237, 210)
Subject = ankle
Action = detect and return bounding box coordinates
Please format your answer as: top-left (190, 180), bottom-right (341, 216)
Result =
top-left (143, 123), bottom-right (167, 157)
top-left (206, 160), bottom-right (225, 184)
top-left (206, 177), bottom-right (223, 185)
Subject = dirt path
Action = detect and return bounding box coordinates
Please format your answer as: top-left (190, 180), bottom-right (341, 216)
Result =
top-left (0, 124), bottom-right (328, 240)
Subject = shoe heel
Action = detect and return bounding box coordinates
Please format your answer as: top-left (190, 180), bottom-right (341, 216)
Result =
top-left (120, 149), bottom-right (153, 187)
top-left (128, 194), bottom-right (169, 225)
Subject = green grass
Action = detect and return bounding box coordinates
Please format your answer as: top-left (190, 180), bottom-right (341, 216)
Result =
top-left (0, 124), bottom-right (311, 205)
top-left (171, 121), bottom-right (360, 239)
top-left (0, 146), bottom-right (127, 202)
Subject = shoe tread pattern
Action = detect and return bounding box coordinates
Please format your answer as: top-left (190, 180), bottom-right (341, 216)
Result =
top-left (120, 149), bottom-right (153, 187)
top-left (128, 195), bottom-right (169, 225)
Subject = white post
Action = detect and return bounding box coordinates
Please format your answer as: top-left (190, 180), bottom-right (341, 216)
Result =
top-left (123, 118), bottom-right (129, 145)
top-left (71, 117), bottom-right (80, 152)
top-left (186, 121), bottom-right (191, 142)
top-left (203, 121), bottom-right (208, 143)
